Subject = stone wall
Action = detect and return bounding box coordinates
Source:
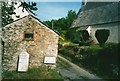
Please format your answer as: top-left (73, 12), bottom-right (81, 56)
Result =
top-left (2, 15), bottom-right (58, 71)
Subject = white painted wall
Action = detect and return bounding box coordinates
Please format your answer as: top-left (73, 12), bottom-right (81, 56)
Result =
top-left (90, 22), bottom-right (119, 43)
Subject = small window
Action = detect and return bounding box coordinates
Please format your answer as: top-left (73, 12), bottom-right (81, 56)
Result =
top-left (24, 33), bottom-right (34, 40)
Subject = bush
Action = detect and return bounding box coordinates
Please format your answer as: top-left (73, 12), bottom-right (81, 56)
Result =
top-left (59, 43), bottom-right (120, 79)
top-left (95, 29), bottom-right (110, 47)
top-left (65, 29), bottom-right (82, 43)
top-left (78, 41), bottom-right (91, 46)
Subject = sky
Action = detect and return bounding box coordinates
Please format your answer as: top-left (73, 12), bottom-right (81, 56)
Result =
top-left (33, 2), bottom-right (82, 21)
top-left (13, 0), bottom-right (119, 21)
top-left (12, 1), bottom-right (82, 21)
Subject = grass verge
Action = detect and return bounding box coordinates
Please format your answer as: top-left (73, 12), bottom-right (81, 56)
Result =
top-left (2, 66), bottom-right (62, 80)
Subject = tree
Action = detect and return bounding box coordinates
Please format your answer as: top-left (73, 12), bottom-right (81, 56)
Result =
top-left (43, 10), bottom-right (77, 42)
top-left (18, 1), bottom-right (37, 15)
top-left (65, 28), bottom-right (82, 42)
top-left (66, 10), bottom-right (77, 28)
top-left (43, 10), bottom-right (77, 35)
top-left (1, 2), bottom-right (17, 27)
top-left (1, 1), bottom-right (37, 27)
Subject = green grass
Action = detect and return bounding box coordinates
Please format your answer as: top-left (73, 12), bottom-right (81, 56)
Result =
top-left (59, 43), bottom-right (119, 80)
top-left (3, 66), bottom-right (62, 79)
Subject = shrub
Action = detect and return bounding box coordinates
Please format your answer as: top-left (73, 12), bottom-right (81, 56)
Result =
top-left (65, 29), bottom-right (82, 43)
top-left (95, 29), bottom-right (110, 47)
top-left (59, 43), bottom-right (119, 79)
top-left (78, 41), bottom-right (90, 46)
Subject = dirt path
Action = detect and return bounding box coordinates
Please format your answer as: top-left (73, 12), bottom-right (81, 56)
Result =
top-left (56, 55), bottom-right (104, 81)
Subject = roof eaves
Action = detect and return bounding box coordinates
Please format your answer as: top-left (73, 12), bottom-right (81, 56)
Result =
top-left (71, 21), bottom-right (120, 29)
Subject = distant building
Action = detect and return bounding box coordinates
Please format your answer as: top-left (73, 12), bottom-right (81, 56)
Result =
top-left (71, 1), bottom-right (120, 43)
top-left (2, 15), bottom-right (58, 71)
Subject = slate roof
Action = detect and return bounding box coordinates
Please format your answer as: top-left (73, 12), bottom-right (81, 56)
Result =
top-left (71, 2), bottom-right (120, 28)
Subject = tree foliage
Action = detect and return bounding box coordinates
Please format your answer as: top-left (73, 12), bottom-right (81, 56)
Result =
top-left (43, 10), bottom-right (77, 40)
top-left (1, 1), bottom-right (37, 27)
top-left (65, 29), bottom-right (82, 42)
top-left (1, 2), bottom-right (17, 27)
top-left (66, 10), bottom-right (77, 28)
top-left (18, 1), bottom-right (37, 15)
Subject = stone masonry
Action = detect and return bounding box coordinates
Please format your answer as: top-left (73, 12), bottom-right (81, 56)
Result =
top-left (2, 15), bottom-right (58, 71)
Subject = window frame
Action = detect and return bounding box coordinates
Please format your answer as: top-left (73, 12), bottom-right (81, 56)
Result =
top-left (24, 33), bottom-right (34, 41)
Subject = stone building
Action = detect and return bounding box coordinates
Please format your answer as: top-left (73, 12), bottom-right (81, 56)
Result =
top-left (71, 1), bottom-right (120, 43)
top-left (2, 15), bottom-right (58, 71)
